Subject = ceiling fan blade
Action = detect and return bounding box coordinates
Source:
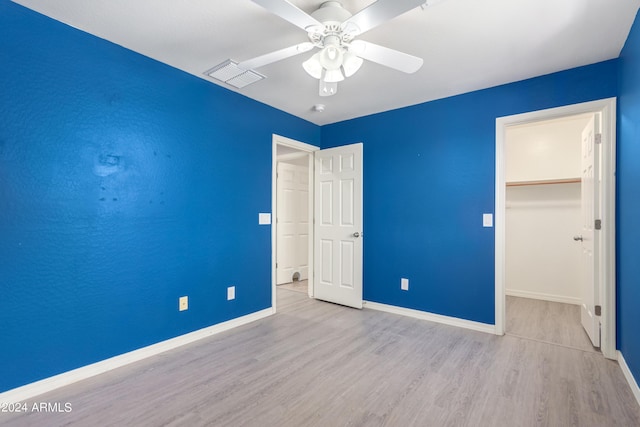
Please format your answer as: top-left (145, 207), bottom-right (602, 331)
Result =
top-left (342, 0), bottom-right (425, 35)
top-left (238, 42), bottom-right (314, 70)
top-left (251, 0), bottom-right (322, 31)
top-left (350, 40), bottom-right (423, 74)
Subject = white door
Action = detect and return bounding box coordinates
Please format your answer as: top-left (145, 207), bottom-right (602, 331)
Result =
top-left (314, 143), bottom-right (363, 309)
top-left (276, 162), bottom-right (309, 284)
top-left (579, 115), bottom-right (600, 347)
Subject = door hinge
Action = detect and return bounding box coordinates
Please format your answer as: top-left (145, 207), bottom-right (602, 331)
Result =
top-left (595, 219), bottom-right (602, 230)
top-left (595, 305), bottom-right (602, 316)
top-left (595, 133), bottom-right (602, 144)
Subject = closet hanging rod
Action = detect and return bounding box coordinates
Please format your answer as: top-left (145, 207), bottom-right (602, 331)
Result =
top-left (506, 178), bottom-right (581, 187)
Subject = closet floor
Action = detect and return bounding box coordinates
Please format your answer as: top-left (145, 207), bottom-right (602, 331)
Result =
top-left (277, 279), bottom-right (308, 294)
top-left (506, 295), bottom-right (599, 353)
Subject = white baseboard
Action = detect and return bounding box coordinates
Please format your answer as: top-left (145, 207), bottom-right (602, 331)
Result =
top-left (506, 289), bottom-right (581, 305)
top-left (363, 301), bottom-right (496, 335)
top-left (618, 351), bottom-right (640, 408)
top-left (0, 308), bottom-right (274, 404)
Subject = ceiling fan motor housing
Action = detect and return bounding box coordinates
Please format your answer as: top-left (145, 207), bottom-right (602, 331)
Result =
top-left (308, 1), bottom-right (356, 46)
top-left (311, 1), bottom-right (352, 24)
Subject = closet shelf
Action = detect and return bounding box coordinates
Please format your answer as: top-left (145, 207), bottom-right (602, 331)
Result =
top-left (506, 178), bottom-right (581, 187)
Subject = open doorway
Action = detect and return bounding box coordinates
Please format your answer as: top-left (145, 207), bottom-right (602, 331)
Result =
top-left (495, 98), bottom-right (617, 359)
top-left (276, 151), bottom-right (310, 292)
top-left (271, 135), bottom-right (364, 312)
top-left (503, 113), bottom-right (598, 353)
top-left (271, 135), bottom-right (318, 311)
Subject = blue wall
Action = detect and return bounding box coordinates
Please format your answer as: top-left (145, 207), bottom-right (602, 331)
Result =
top-left (618, 9), bottom-right (640, 391)
top-left (321, 61), bottom-right (618, 324)
top-left (3, 0), bottom-right (638, 396)
top-left (0, 1), bottom-right (319, 392)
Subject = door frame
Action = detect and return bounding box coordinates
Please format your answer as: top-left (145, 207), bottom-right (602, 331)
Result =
top-left (495, 98), bottom-right (617, 359)
top-left (271, 134), bottom-right (319, 311)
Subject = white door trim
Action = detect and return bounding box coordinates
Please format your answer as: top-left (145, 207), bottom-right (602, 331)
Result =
top-left (495, 98), bottom-right (617, 359)
top-left (272, 134), bottom-right (319, 311)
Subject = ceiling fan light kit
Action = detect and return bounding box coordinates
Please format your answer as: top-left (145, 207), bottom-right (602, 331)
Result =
top-left (302, 33), bottom-right (364, 86)
top-left (206, 0), bottom-right (426, 96)
top-left (323, 68), bottom-right (344, 83)
top-left (302, 53), bottom-right (323, 79)
top-left (342, 52), bottom-right (364, 77)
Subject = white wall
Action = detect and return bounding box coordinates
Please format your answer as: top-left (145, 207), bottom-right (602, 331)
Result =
top-left (277, 153), bottom-right (308, 167)
top-left (505, 114), bottom-right (592, 304)
top-left (506, 115), bottom-right (587, 182)
top-left (506, 184), bottom-right (582, 303)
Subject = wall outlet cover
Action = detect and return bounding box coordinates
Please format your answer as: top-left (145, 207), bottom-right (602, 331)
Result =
top-left (179, 296), bottom-right (188, 311)
top-left (401, 278), bottom-right (409, 291)
top-left (227, 286), bottom-right (236, 300)
top-left (483, 213), bottom-right (494, 228)
top-left (258, 213), bottom-right (271, 225)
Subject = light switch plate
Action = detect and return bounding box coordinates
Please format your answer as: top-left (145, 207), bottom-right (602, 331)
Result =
top-left (179, 296), bottom-right (188, 311)
top-left (259, 213), bottom-right (271, 225)
top-left (483, 213), bottom-right (493, 228)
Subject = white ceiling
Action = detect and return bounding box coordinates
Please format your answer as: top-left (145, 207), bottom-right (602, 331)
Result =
top-left (11, 0), bottom-right (640, 125)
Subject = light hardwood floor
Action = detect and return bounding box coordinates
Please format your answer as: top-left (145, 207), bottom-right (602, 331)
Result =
top-left (506, 295), bottom-right (598, 353)
top-left (3, 289), bottom-right (639, 426)
top-left (277, 279), bottom-right (308, 294)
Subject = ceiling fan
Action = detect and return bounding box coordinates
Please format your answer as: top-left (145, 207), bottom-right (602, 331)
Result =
top-left (208, 0), bottom-right (428, 97)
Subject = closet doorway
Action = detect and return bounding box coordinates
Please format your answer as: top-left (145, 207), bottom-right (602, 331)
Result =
top-left (503, 113), bottom-right (597, 352)
top-left (495, 98), bottom-right (617, 359)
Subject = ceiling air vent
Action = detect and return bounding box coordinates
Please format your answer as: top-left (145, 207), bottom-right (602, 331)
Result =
top-left (205, 60), bottom-right (265, 89)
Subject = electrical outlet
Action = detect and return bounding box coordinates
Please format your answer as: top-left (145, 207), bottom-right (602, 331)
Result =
top-left (401, 278), bottom-right (409, 291)
top-left (179, 296), bottom-right (188, 311)
top-left (227, 286), bottom-right (235, 301)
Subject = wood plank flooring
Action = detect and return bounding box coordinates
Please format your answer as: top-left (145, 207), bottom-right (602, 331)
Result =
top-left (506, 296), bottom-right (598, 353)
top-left (2, 289), bottom-right (639, 426)
top-left (277, 279), bottom-right (308, 294)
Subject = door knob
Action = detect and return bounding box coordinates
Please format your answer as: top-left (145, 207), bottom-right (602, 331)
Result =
top-left (573, 235), bottom-right (583, 242)
top-left (353, 232), bottom-right (360, 238)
